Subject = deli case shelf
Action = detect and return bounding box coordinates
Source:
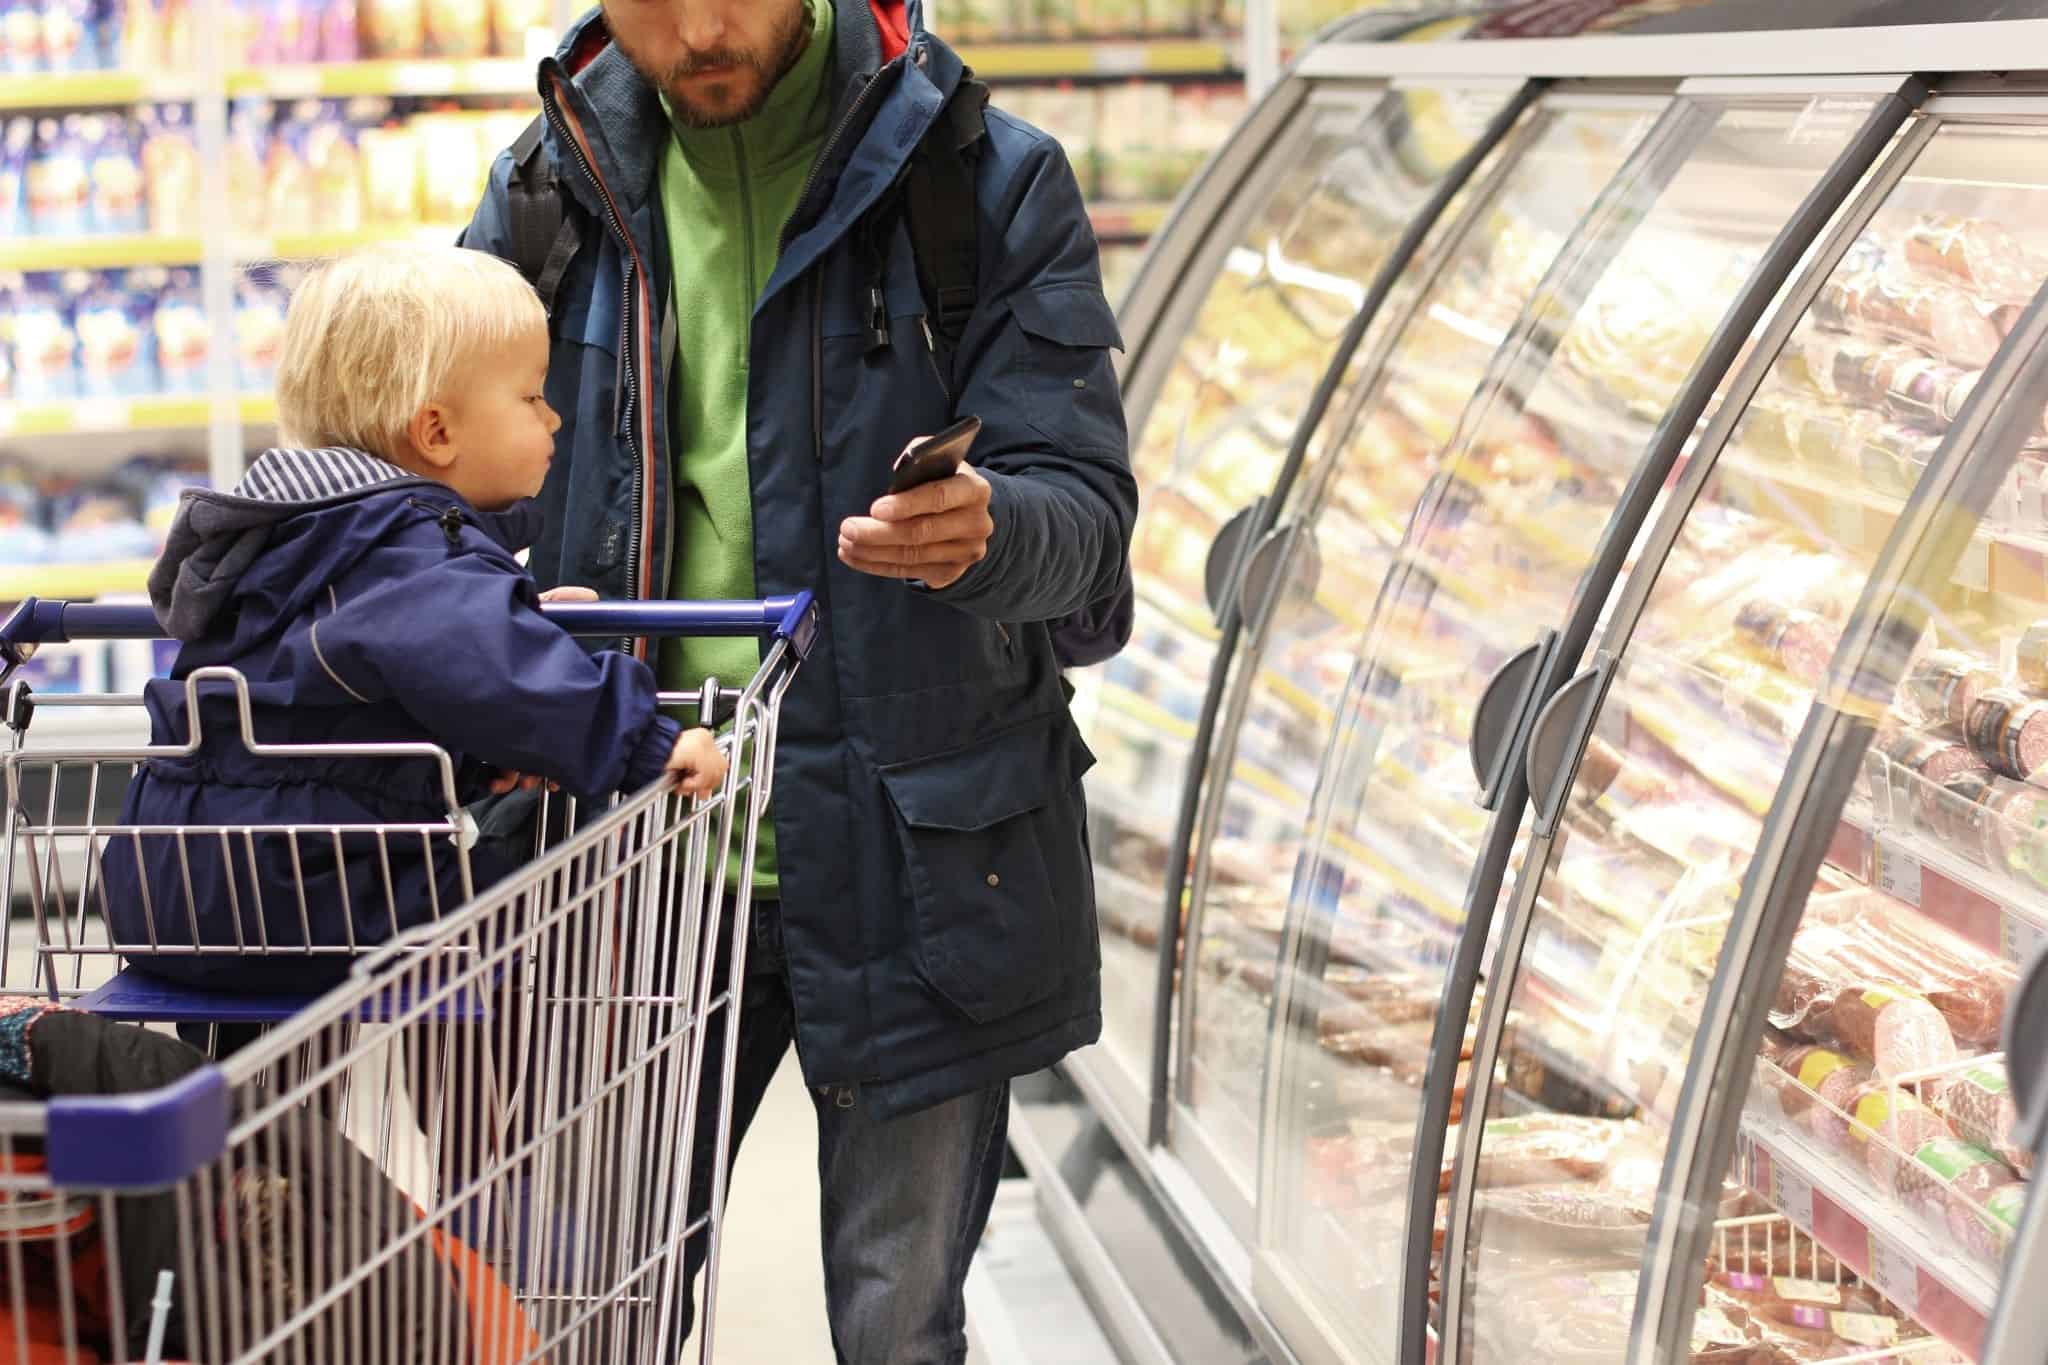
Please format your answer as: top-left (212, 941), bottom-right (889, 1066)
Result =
top-left (1020, 5), bottom-right (2048, 1365)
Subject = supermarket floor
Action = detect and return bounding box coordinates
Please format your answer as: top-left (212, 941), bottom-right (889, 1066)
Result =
top-left (686, 1053), bottom-right (1121, 1364)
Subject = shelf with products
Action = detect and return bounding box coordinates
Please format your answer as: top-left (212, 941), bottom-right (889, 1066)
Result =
top-left (0, 393), bottom-right (275, 438)
top-left (224, 58), bottom-right (536, 99)
top-left (1738, 1109), bottom-right (1999, 1357)
top-left (0, 70), bottom-right (196, 111)
top-left (0, 222), bottom-right (471, 272)
top-left (0, 557), bottom-right (153, 600)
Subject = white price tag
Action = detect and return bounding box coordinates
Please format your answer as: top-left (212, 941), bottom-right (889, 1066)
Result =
top-left (1957, 537), bottom-right (1992, 593)
top-left (1875, 842), bottom-right (1923, 907)
top-left (2003, 913), bottom-right (2047, 967)
top-left (1867, 1233), bottom-right (1921, 1314)
top-left (1770, 1155), bottom-right (1815, 1232)
top-left (71, 399), bottom-right (129, 432)
top-left (393, 62), bottom-right (459, 94)
top-left (264, 66), bottom-right (321, 98)
top-left (1090, 43), bottom-right (1149, 74)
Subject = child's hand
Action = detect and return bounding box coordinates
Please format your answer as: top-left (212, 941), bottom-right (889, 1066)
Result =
top-left (668, 727), bottom-right (728, 800)
top-left (487, 769), bottom-right (556, 795)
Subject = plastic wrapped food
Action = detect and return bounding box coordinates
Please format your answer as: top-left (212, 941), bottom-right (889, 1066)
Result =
top-left (1824, 985), bottom-right (1958, 1078)
top-left (1934, 1060), bottom-right (2031, 1174)
top-left (1774, 1046), bottom-right (1870, 1149)
top-left (1904, 215), bottom-right (2042, 301)
top-left (1905, 649), bottom-right (1997, 731)
top-left (1441, 1115), bottom-right (1627, 1194)
top-left (1851, 910), bottom-right (2014, 1048)
top-left (1967, 688), bottom-right (2048, 785)
top-left (1848, 1084), bottom-right (1953, 1187)
top-left (1813, 269), bottom-right (2004, 367)
top-left (1891, 1136), bottom-right (2018, 1262)
top-left (2016, 620), bottom-right (2048, 693)
top-left (1885, 730), bottom-right (1987, 830)
top-left (1734, 600), bottom-right (1833, 684)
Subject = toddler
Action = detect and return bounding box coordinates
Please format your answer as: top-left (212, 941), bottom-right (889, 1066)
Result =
top-left (106, 244), bottom-right (724, 990)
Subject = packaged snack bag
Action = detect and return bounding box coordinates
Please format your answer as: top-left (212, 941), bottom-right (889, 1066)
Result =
top-left (40, 0), bottom-right (91, 70)
top-left (26, 116), bottom-right (90, 235)
top-left (140, 102), bottom-right (200, 234)
top-left (424, 0), bottom-right (487, 55)
top-left (264, 99), bottom-right (319, 235)
top-left (318, 0), bottom-right (358, 59)
top-left (356, 110), bottom-right (419, 224)
top-left (75, 269), bottom-right (155, 397)
top-left (490, 0), bottom-right (544, 56)
top-left (0, 462), bottom-right (53, 565)
top-left (87, 112), bottom-right (146, 233)
top-left (306, 100), bottom-right (362, 231)
top-left (361, 0), bottom-right (423, 56)
top-left (153, 267), bottom-right (207, 393)
top-left (0, 0), bottom-right (44, 72)
top-left (11, 273), bottom-right (79, 400)
top-left (233, 267), bottom-right (287, 391)
top-left (226, 97), bottom-right (271, 229)
top-left (0, 117), bottom-right (30, 238)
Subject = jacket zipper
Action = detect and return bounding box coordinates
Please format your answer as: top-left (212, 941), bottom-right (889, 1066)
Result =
top-left (541, 73), bottom-right (657, 654)
top-left (810, 273), bottom-right (824, 460)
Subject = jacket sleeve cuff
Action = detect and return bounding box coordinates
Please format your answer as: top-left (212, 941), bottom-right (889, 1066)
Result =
top-left (920, 473), bottom-right (1017, 604)
top-left (622, 713), bottom-right (684, 792)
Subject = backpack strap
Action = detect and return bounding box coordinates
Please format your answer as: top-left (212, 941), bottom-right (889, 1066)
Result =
top-left (504, 115), bottom-right (581, 317)
top-left (902, 75), bottom-right (990, 360)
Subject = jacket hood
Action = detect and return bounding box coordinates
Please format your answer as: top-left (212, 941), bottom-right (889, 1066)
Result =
top-left (151, 447), bottom-right (538, 642)
top-left (542, 0), bottom-right (911, 217)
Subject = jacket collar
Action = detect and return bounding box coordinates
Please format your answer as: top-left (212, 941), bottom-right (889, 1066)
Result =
top-left (539, 0), bottom-right (900, 220)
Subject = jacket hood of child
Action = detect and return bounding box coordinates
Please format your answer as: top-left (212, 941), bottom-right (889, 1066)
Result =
top-left (150, 447), bottom-right (542, 642)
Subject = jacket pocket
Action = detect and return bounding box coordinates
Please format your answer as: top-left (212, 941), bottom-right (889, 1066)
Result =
top-left (878, 709), bottom-right (1097, 1023)
top-left (1005, 282), bottom-right (1126, 454)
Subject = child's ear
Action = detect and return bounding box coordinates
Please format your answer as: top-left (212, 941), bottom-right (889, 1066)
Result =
top-left (406, 401), bottom-right (459, 470)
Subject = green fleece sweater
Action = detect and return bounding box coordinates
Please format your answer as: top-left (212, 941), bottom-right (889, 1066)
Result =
top-left (658, 0), bottom-right (834, 894)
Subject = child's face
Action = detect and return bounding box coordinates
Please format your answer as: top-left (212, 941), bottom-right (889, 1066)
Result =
top-left (437, 326), bottom-right (560, 510)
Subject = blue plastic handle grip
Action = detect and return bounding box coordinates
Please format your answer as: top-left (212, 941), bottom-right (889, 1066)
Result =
top-left (0, 592), bottom-right (817, 652)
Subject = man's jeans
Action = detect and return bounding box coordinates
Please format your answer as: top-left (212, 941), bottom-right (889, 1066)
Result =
top-left (675, 898), bottom-right (1009, 1365)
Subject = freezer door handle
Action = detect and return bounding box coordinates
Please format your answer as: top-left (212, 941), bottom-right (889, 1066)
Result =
top-left (1235, 521), bottom-right (1319, 635)
top-left (1524, 651), bottom-right (1616, 836)
top-left (1470, 629), bottom-right (1556, 811)
top-left (1202, 499), bottom-right (1267, 624)
top-left (2008, 940), bottom-right (2048, 1158)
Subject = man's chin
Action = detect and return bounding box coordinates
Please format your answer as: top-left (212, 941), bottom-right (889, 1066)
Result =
top-left (665, 78), bottom-right (769, 129)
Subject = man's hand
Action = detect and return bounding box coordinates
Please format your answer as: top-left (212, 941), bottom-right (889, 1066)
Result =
top-left (837, 463), bottom-right (995, 590)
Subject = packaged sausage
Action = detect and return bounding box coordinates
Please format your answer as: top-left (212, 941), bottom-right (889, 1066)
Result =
top-left (1905, 214), bottom-right (2041, 302)
top-left (1848, 909), bottom-right (2013, 1047)
top-left (1904, 649), bottom-right (1997, 732)
top-left (1773, 1046), bottom-right (1869, 1149)
top-left (1967, 688), bottom-right (2048, 785)
top-left (1734, 600), bottom-right (1834, 684)
top-left (2019, 620), bottom-right (2048, 694)
top-left (1885, 730), bottom-right (1987, 832)
top-left (1847, 1084), bottom-right (1953, 1186)
top-left (1892, 1136), bottom-right (2018, 1262)
top-left (1934, 1061), bottom-right (2031, 1174)
top-left (1824, 984), bottom-right (1959, 1078)
top-left (1813, 268), bottom-right (2004, 368)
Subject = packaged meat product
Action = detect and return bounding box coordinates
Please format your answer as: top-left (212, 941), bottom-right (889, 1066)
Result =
top-left (1438, 1115), bottom-right (1627, 1194)
top-left (1891, 1136), bottom-right (2017, 1262)
top-left (1849, 908), bottom-right (2014, 1047)
top-left (1711, 1271), bottom-right (1887, 1321)
top-left (1774, 1046), bottom-right (1869, 1148)
top-left (1884, 731), bottom-right (1987, 831)
top-left (2017, 620), bottom-right (2048, 693)
top-left (1985, 1181), bottom-right (2027, 1253)
top-left (1904, 215), bottom-right (2042, 301)
top-left (1814, 269), bottom-right (2004, 368)
top-left (1734, 600), bottom-right (1833, 684)
top-left (1824, 985), bottom-right (1958, 1077)
top-left (1934, 1060), bottom-right (2031, 1173)
top-left (1967, 688), bottom-right (2048, 785)
top-left (1904, 649), bottom-right (1997, 731)
top-left (1770, 926), bottom-right (1857, 1036)
top-left (1848, 1084), bottom-right (1954, 1186)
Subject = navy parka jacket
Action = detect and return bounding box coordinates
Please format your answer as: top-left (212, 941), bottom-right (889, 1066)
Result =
top-left (105, 447), bottom-right (684, 991)
top-left (460, 0), bottom-right (1135, 1116)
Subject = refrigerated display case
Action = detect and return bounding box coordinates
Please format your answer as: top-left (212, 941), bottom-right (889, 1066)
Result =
top-left (1022, 7), bottom-right (2048, 1365)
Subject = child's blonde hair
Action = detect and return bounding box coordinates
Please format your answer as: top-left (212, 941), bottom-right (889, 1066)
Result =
top-left (276, 244), bottom-right (547, 461)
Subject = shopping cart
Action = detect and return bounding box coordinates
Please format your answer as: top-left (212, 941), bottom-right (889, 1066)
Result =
top-left (0, 591), bottom-right (816, 1364)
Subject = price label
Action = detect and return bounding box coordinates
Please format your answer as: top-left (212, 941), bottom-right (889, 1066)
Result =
top-left (1957, 537), bottom-right (1993, 593)
top-left (1866, 1232), bottom-right (1921, 1314)
top-left (264, 66), bottom-right (321, 98)
top-left (393, 62), bottom-right (460, 94)
top-left (1875, 842), bottom-right (1923, 907)
top-left (1770, 1153), bottom-right (1815, 1231)
top-left (2002, 912), bottom-right (2047, 967)
top-left (1091, 43), bottom-right (1150, 75)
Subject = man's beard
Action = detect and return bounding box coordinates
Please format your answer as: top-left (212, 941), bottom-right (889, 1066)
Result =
top-left (627, 4), bottom-right (811, 129)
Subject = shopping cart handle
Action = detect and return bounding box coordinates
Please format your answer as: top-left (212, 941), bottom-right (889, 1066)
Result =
top-left (0, 592), bottom-right (819, 658)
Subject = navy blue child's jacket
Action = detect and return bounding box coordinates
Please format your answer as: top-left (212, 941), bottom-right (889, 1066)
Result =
top-left (104, 446), bottom-right (682, 990)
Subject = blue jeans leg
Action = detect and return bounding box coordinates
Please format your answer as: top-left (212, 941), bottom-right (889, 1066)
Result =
top-left (814, 1079), bottom-right (1010, 1365)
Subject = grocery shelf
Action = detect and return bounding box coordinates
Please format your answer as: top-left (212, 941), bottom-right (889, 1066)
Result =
top-left (0, 234), bottom-right (206, 272)
top-left (1828, 808), bottom-right (2048, 967)
top-left (0, 69), bottom-right (195, 110)
top-left (1090, 202), bottom-right (1173, 241)
top-left (0, 559), bottom-right (154, 603)
top-left (1738, 1111), bottom-right (1997, 1357)
top-left (0, 395), bottom-right (275, 438)
top-left (958, 38), bottom-right (1240, 79)
top-left (225, 59), bottom-right (536, 99)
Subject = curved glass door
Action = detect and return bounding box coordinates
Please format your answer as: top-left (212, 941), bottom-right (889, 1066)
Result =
top-left (1258, 91), bottom-right (1889, 1365)
top-left (1450, 113), bottom-right (2048, 1365)
top-left (1173, 95), bottom-right (1665, 1220)
top-left (1079, 80), bottom-right (1516, 1114)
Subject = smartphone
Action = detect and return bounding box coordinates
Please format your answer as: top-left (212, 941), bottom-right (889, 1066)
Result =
top-left (888, 415), bottom-right (981, 495)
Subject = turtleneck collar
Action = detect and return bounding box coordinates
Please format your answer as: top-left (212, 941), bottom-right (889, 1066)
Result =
top-left (661, 0), bottom-right (836, 183)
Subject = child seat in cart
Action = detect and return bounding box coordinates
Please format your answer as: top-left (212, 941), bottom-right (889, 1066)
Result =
top-left (0, 590), bottom-right (816, 1365)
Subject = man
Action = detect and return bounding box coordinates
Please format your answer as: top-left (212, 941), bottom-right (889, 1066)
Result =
top-left (462, 1), bottom-right (1134, 1360)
